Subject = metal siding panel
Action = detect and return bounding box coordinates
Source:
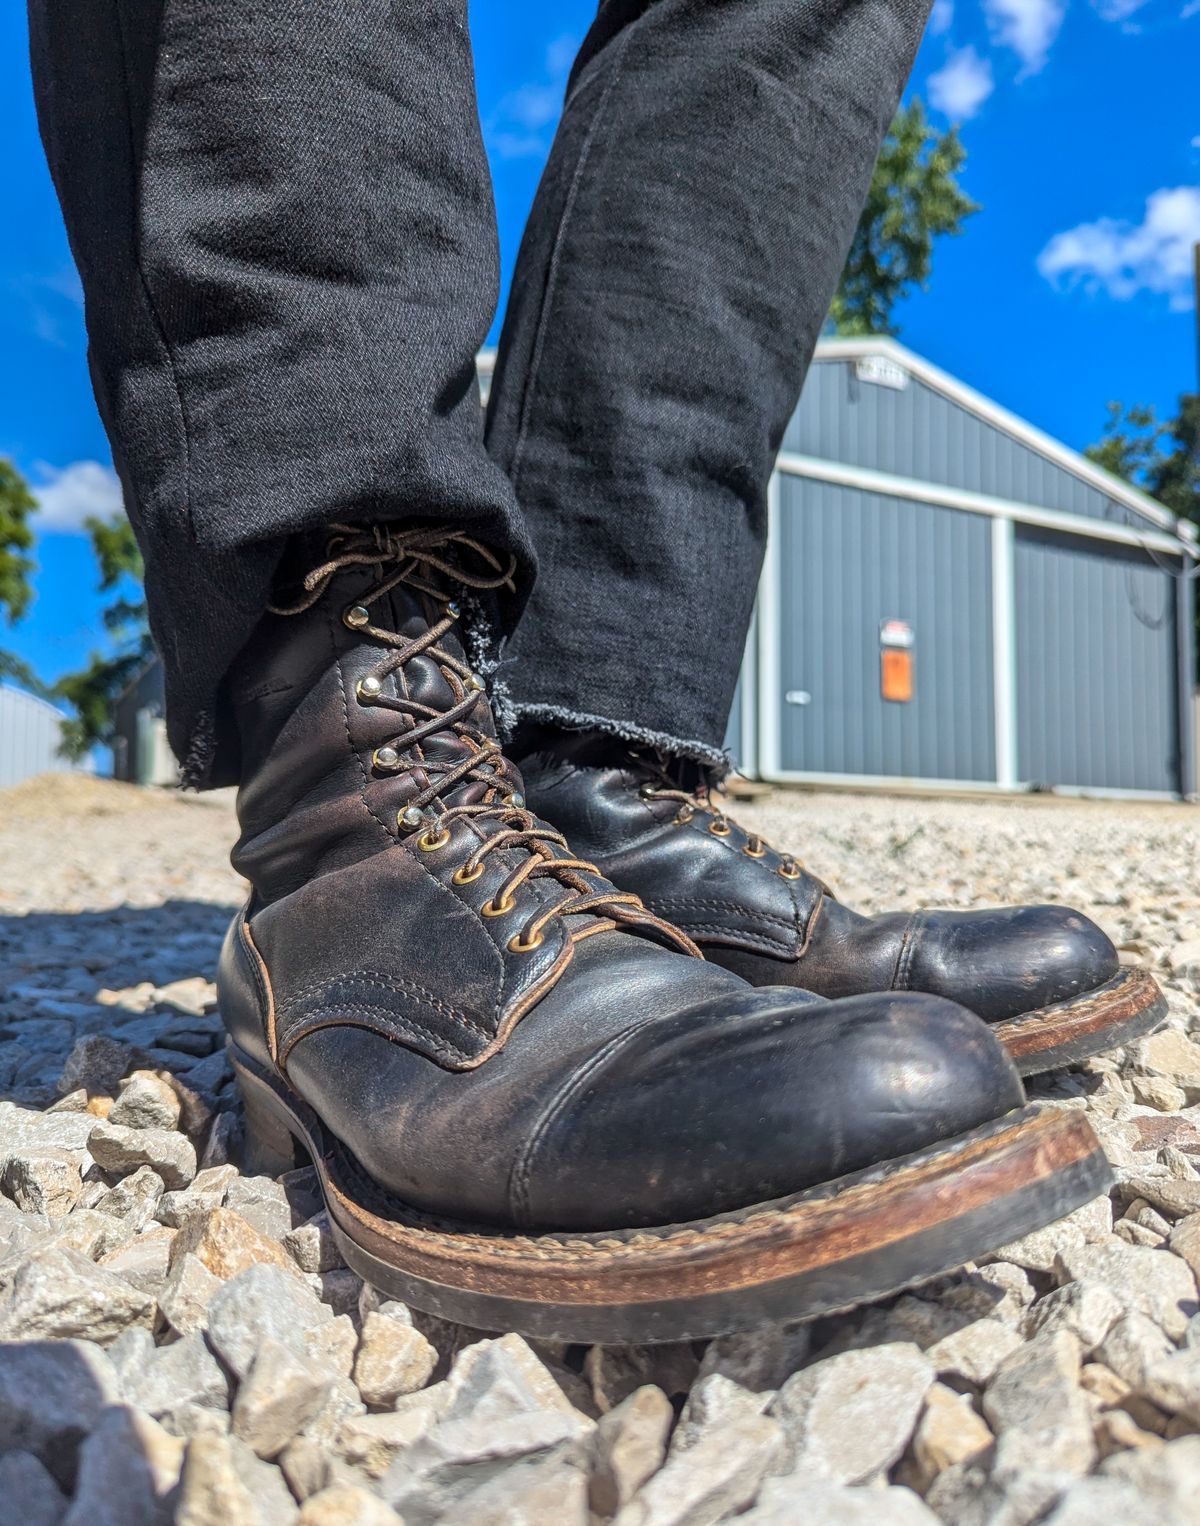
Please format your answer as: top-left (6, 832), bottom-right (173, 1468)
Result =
top-left (782, 360), bottom-right (1162, 528)
top-left (1014, 529), bottom-right (1178, 792)
top-left (0, 688), bottom-right (73, 789)
top-left (775, 479), bottom-right (995, 781)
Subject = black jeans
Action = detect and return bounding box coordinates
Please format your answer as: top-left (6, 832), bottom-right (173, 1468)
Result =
top-left (29, 0), bottom-right (929, 786)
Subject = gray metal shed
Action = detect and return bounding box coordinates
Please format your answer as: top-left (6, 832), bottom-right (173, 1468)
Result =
top-left (0, 683), bottom-right (80, 789)
top-left (736, 337), bottom-right (1198, 799)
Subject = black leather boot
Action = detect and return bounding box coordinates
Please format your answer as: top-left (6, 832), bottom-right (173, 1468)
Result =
top-left (218, 528), bottom-right (1110, 1341)
top-left (517, 735), bottom-right (1166, 1078)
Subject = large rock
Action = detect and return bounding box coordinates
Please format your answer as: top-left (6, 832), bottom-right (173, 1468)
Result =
top-left (1022, 1280), bottom-right (1126, 1353)
top-left (927, 1318), bottom-right (1024, 1385)
top-left (63, 1404), bottom-right (184, 1526)
top-left (1168, 1213), bottom-right (1200, 1280)
top-left (438, 1334), bottom-right (590, 1429)
top-left (589, 1385), bottom-right (673, 1518)
top-left (1053, 1241), bottom-right (1199, 1339)
top-left (671, 1374), bottom-right (772, 1455)
top-left (109, 1071), bottom-right (182, 1131)
top-left (771, 1342), bottom-right (934, 1482)
top-left (451, 1450), bottom-right (588, 1526)
top-left (222, 1176), bottom-right (295, 1241)
top-left (0, 1246), bottom-right (154, 1344)
top-left (982, 1331), bottom-right (1095, 1476)
top-left (611, 1411), bottom-right (783, 1526)
top-left (233, 1338), bottom-right (334, 1460)
top-left (205, 1263), bottom-right (335, 1380)
top-left (297, 1486), bottom-right (403, 1526)
top-left (1, 1149), bottom-right (82, 1219)
top-left (379, 1410), bottom-right (589, 1522)
top-left (0, 1339), bottom-right (119, 1488)
top-left (1042, 1477), bottom-right (1182, 1525)
top-left (97, 1225), bottom-right (177, 1295)
top-left (87, 1121), bottom-right (197, 1190)
top-left (282, 1213), bottom-right (343, 1274)
top-left (907, 1382), bottom-right (994, 1493)
top-left (122, 1331), bottom-right (231, 1435)
top-left (1141, 1346), bottom-right (1200, 1425)
top-left (352, 1310), bottom-right (437, 1406)
top-left (57, 1036), bottom-right (153, 1098)
top-left (1095, 1312), bottom-right (1177, 1390)
top-left (158, 1251), bottom-right (223, 1337)
top-left (1131, 1031), bottom-right (1200, 1097)
top-left (0, 1451), bottom-right (69, 1526)
top-left (1100, 1435), bottom-right (1200, 1518)
top-left (92, 1165), bottom-right (165, 1231)
top-left (169, 1207), bottom-right (296, 1281)
top-left (174, 1433), bottom-right (297, 1526)
top-left (155, 1164), bottom-right (238, 1229)
top-left (742, 1478), bottom-right (939, 1525)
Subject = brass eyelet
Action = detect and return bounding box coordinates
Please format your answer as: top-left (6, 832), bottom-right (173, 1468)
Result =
top-left (709, 820), bottom-right (732, 838)
top-left (779, 864), bottom-right (802, 880)
top-left (743, 842), bottom-right (766, 859)
top-left (373, 746), bottom-right (401, 773)
top-left (452, 861), bottom-right (485, 886)
top-left (639, 784), bottom-right (660, 800)
top-left (417, 828), bottom-right (451, 852)
top-left (481, 895), bottom-right (515, 918)
top-left (508, 931), bottom-right (545, 954)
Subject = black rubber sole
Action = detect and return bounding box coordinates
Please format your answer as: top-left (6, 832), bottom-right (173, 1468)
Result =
top-left (993, 967), bottom-right (1167, 1076)
top-left (231, 1043), bottom-right (1112, 1344)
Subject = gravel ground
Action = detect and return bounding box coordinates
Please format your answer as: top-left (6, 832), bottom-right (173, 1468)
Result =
top-left (2, 773), bottom-right (1200, 1524)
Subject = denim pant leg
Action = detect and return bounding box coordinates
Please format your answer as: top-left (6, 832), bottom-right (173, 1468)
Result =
top-left (28, 1), bottom-right (531, 786)
top-left (486, 0), bottom-right (932, 769)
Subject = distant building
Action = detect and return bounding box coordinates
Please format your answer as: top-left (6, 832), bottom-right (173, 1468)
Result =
top-left (0, 683), bottom-right (86, 789)
top-left (112, 657), bottom-right (176, 786)
top-left (117, 340), bottom-right (1199, 799)
top-left (725, 337), bottom-right (1197, 799)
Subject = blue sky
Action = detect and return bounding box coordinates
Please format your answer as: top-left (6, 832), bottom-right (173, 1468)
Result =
top-left (2, 0), bottom-right (1198, 687)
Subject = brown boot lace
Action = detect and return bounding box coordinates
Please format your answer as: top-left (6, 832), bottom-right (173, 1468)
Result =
top-left (270, 525), bottom-right (699, 957)
top-left (634, 754), bottom-right (823, 888)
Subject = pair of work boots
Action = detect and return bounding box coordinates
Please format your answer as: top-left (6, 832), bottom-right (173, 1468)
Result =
top-left (218, 527), bottom-right (1164, 1342)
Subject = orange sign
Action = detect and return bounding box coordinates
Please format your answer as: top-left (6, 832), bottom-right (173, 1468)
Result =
top-left (881, 650), bottom-right (913, 703)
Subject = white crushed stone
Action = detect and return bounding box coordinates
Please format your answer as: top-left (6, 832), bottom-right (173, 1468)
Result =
top-left (1, 774), bottom-right (1199, 1523)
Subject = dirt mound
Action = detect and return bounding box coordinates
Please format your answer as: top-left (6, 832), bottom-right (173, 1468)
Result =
top-left (0, 772), bottom-right (181, 822)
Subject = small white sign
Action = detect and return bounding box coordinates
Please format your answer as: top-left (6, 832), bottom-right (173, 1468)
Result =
top-left (880, 619), bottom-right (914, 649)
top-left (856, 355), bottom-right (909, 391)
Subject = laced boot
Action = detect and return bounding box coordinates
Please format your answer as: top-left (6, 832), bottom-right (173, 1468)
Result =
top-left (517, 733), bottom-right (1165, 1077)
top-left (217, 526), bottom-right (1110, 1342)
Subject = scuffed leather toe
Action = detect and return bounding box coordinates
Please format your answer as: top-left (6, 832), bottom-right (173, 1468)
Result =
top-left (897, 904), bottom-right (1120, 1023)
top-left (516, 989), bottom-right (1024, 1230)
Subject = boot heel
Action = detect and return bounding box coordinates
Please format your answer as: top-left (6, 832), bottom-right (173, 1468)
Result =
top-left (238, 1074), bottom-right (304, 1177)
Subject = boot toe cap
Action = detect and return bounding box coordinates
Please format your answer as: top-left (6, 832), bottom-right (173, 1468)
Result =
top-left (516, 989), bottom-right (1024, 1230)
top-left (910, 904), bottom-right (1119, 1023)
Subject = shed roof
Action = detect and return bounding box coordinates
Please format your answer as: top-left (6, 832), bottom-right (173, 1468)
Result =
top-left (813, 337), bottom-right (1194, 545)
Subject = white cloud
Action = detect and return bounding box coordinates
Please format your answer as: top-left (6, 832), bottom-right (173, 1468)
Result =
top-left (984, 0), bottom-right (1066, 74)
top-left (929, 0), bottom-right (955, 32)
top-left (1192, 134), bottom-right (1200, 148)
top-left (1089, 0), bottom-right (1150, 19)
top-left (1037, 186), bottom-right (1200, 310)
top-left (31, 460), bottom-right (124, 532)
top-left (928, 46), bottom-right (995, 119)
top-left (486, 35), bottom-right (578, 162)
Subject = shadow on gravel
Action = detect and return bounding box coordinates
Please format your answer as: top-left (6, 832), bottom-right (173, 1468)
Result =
top-left (0, 900), bottom-right (234, 1108)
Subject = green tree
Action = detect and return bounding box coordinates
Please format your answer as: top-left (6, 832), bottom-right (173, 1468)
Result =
top-left (1085, 397), bottom-right (1200, 526)
top-left (1085, 395), bottom-right (1200, 654)
top-left (54, 510), bottom-right (154, 760)
top-left (830, 100), bottom-right (980, 337)
top-left (0, 458), bottom-right (43, 695)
